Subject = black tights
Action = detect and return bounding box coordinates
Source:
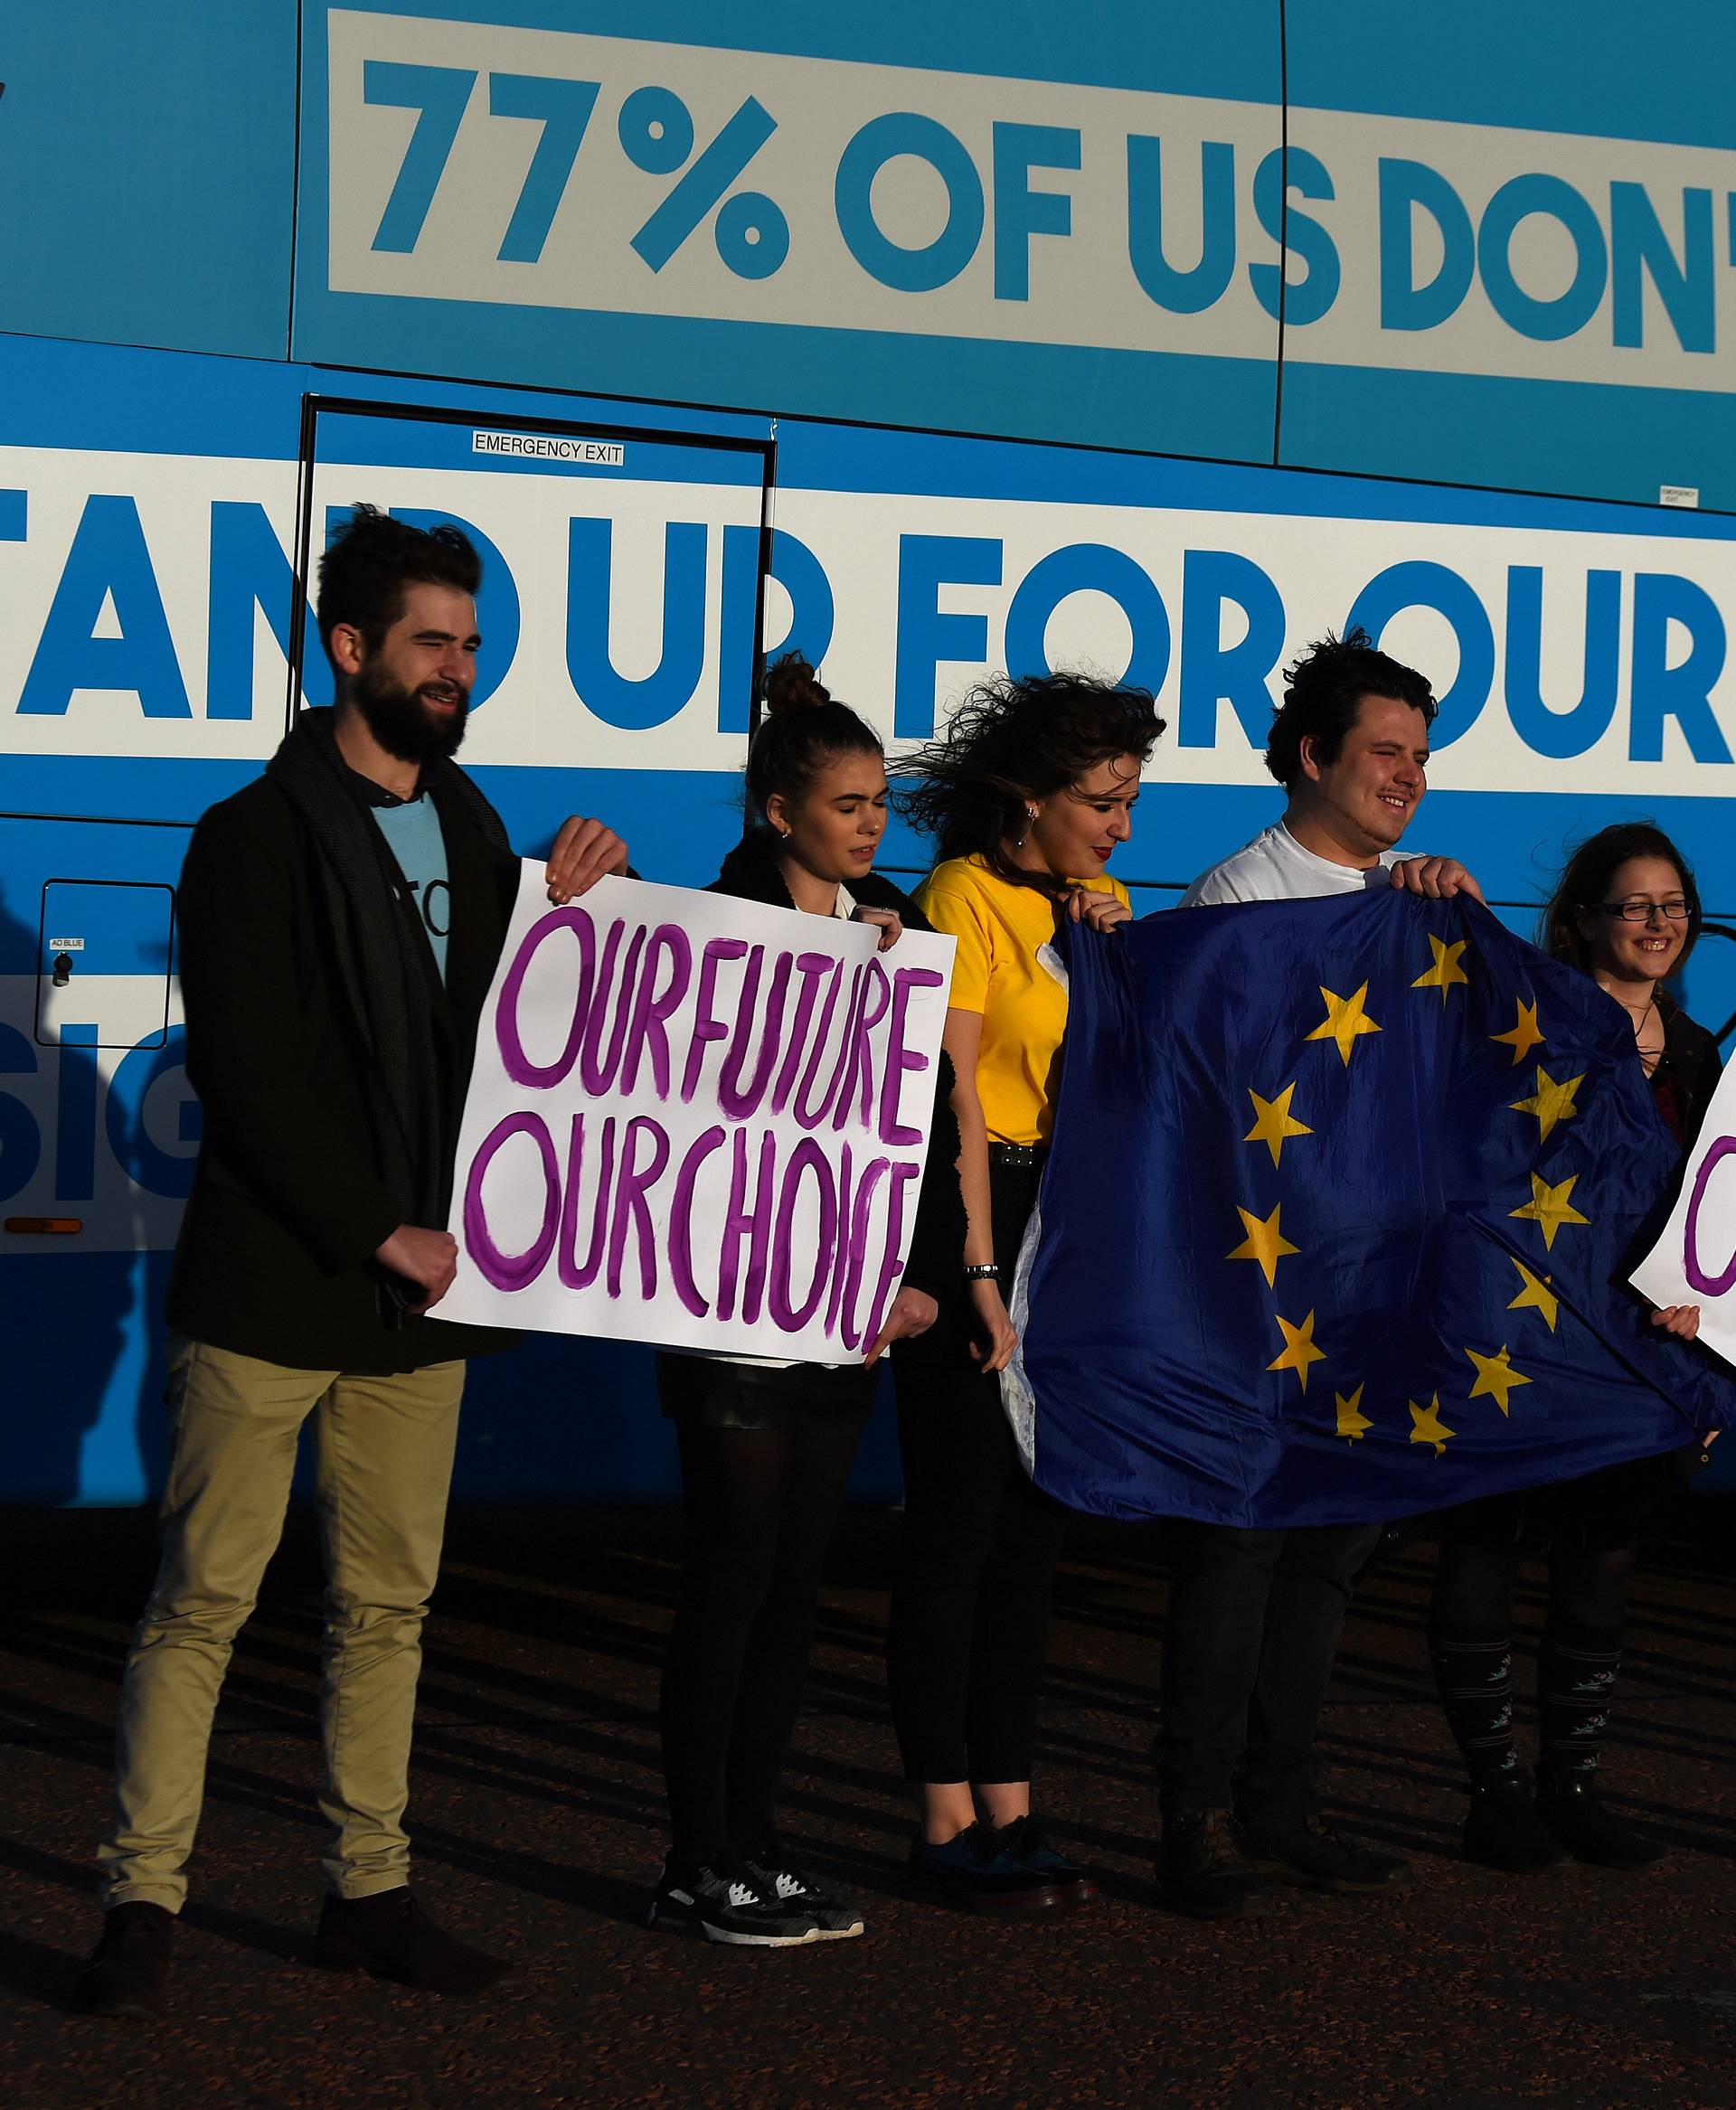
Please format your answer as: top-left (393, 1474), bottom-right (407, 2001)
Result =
top-left (658, 1418), bottom-right (862, 1868)
top-left (1432, 1539), bottom-right (1636, 1639)
top-left (1429, 1538), bottom-right (1636, 1782)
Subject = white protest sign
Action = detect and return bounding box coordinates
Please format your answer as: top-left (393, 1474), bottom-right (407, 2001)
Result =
top-left (1632, 1058), bottom-right (1736, 1371)
top-left (439, 866), bottom-right (955, 1362)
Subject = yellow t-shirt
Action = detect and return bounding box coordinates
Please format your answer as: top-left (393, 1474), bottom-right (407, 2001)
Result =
top-left (916, 855), bottom-right (1131, 1146)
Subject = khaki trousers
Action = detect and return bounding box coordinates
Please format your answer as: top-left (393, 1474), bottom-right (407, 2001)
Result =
top-left (99, 1341), bottom-right (466, 1911)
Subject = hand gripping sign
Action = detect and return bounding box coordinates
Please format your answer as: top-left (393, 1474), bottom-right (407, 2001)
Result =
top-left (439, 868), bottom-right (955, 1361)
top-left (1633, 1060), bottom-right (1736, 1374)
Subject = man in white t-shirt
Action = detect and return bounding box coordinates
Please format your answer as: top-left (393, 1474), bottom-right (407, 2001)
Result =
top-left (1158, 628), bottom-right (1483, 1922)
top-left (1180, 627), bottom-right (1482, 910)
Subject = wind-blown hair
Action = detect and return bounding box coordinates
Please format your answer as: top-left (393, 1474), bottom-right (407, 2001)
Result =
top-left (1265, 627), bottom-right (1436, 789)
top-left (894, 672), bottom-right (1165, 891)
top-left (744, 653), bottom-right (882, 820)
top-left (1542, 821), bottom-right (1702, 976)
top-left (316, 504), bottom-right (482, 670)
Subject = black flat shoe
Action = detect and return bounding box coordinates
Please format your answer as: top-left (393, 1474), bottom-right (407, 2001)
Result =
top-left (1239, 1815), bottom-right (1411, 1895)
top-left (994, 1815), bottom-right (1100, 1905)
top-left (76, 1900), bottom-right (175, 2020)
top-left (315, 1889), bottom-right (509, 1992)
top-left (905, 1822), bottom-right (1065, 1913)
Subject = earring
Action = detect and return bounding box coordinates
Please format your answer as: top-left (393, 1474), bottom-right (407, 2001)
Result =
top-left (1018, 805), bottom-right (1037, 847)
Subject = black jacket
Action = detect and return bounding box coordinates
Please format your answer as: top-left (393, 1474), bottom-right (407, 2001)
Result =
top-left (165, 739), bottom-right (520, 1374)
top-left (1656, 991), bottom-right (1723, 1150)
top-left (709, 829), bottom-right (967, 1304)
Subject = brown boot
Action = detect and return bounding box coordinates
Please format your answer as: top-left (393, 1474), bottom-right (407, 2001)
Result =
top-left (1156, 1809), bottom-right (1275, 1921)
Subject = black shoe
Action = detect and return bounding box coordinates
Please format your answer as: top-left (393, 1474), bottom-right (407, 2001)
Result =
top-left (993, 1815), bottom-right (1100, 1905)
top-left (1462, 1769), bottom-right (1572, 1874)
top-left (75, 1901), bottom-right (175, 2019)
top-left (1537, 1773), bottom-right (1667, 1871)
top-left (648, 1858), bottom-right (825, 1945)
top-left (1239, 1814), bottom-right (1411, 1895)
top-left (315, 1889), bottom-right (510, 1992)
top-left (1156, 1809), bottom-right (1275, 1921)
top-left (905, 1821), bottom-right (1065, 1913)
top-left (737, 1849), bottom-right (865, 1941)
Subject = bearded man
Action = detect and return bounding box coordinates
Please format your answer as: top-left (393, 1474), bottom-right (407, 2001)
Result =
top-left (78, 507), bottom-right (624, 2017)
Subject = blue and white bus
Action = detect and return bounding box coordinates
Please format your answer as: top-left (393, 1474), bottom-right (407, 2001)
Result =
top-left (5, 1), bottom-right (1735, 1503)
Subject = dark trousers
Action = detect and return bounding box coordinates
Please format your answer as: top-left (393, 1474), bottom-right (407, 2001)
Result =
top-left (659, 1415), bottom-right (862, 1864)
top-left (1158, 1519), bottom-right (1380, 1823)
top-left (886, 1156), bottom-right (1070, 1785)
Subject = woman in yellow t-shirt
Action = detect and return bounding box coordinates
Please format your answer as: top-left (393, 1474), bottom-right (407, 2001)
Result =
top-left (886, 671), bottom-right (1165, 1911)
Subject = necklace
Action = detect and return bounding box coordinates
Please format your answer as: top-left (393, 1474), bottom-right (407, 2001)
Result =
top-left (1598, 978), bottom-right (1664, 1069)
top-left (1601, 978), bottom-right (1656, 1020)
top-left (1627, 993), bottom-right (1665, 1074)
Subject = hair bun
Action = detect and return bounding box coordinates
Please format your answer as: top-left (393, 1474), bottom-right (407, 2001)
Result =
top-left (761, 651), bottom-right (832, 716)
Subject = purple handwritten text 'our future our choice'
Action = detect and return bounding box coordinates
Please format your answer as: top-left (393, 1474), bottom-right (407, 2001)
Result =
top-left (461, 903), bottom-right (947, 1349)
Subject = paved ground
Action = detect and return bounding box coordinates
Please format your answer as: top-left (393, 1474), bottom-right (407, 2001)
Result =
top-left (5, 1499), bottom-right (1736, 2110)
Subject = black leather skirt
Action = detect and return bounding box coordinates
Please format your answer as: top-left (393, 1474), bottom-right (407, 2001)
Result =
top-left (656, 1351), bottom-right (879, 1431)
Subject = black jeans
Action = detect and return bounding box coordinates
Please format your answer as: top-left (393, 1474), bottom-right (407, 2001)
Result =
top-left (886, 1155), bottom-right (1070, 1785)
top-left (658, 1412), bottom-right (863, 1865)
top-left (1158, 1519), bottom-right (1381, 1823)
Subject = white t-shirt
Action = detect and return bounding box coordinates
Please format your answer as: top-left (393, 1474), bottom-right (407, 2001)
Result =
top-left (1179, 820), bottom-right (1409, 907)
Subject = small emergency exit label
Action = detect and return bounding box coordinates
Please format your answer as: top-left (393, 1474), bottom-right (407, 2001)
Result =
top-left (472, 430), bottom-right (626, 466)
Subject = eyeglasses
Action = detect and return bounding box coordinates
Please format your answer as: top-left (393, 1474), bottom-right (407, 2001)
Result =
top-left (1596, 899), bottom-right (1691, 922)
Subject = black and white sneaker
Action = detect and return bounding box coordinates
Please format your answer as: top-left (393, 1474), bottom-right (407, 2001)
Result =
top-left (739, 1853), bottom-right (865, 1941)
top-left (646, 1859), bottom-right (824, 1946)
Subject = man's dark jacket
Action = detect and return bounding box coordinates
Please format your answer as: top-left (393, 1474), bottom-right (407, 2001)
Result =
top-left (166, 711), bottom-right (520, 1374)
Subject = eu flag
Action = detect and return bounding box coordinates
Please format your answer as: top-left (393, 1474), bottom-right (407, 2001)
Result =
top-left (1006, 890), bottom-right (1734, 1528)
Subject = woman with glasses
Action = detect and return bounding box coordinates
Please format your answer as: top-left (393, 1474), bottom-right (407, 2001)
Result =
top-left (1428, 822), bottom-right (1721, 1876)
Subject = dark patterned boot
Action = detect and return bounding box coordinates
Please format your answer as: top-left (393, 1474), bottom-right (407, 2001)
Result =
top-left (1535, 1772), bottom-right (1666, 1870)
top-left (1536, 1629), bottom-right (1663, 1869)
top-left (1462, 1766), bottom-right (1571, 1872)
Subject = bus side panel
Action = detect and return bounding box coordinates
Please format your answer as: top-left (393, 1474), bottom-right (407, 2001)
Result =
top-left (5, 340), bottom-right (1736, 1502)
top-left (0, 815), bottom-right (195, 1505)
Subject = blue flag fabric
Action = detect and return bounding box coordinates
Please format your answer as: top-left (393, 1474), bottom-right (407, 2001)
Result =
top-left (1006, 890), bottom-right (1734, 1528)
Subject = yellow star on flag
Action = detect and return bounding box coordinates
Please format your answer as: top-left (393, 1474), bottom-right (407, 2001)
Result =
top-left (1507, 1258), bottom-right (1560, 1333)
top-left (1491, 999), bottom-right (1545, 1067)
top-left (1409, 1394), bottom-right (1455, 1455)
top-left (1465, 1344), bottom-right (1533, 1417)
top-left (1510, 1172), bottom-right (1590, 1251)
top-left (1509, 1064), bottom-right (1584, 1144)
top-left (1411, 935), bottom-right (1470, 1002)
top-left (1245, 1083), bottom-right (1313, 1168)
top-left (1269, 1309), bottom-right (1326, 1392)
top-left (1335, 1385), bottom-right (1373, 1442)
top-left (1228, 1203), bottom-right (1300, 1288)
top-left (1306, 983), bottom-right (1382, 1067)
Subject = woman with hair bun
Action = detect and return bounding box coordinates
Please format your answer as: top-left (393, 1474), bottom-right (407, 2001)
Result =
top-left (886, 672), bottom-right (1165, 1911)
top-left (647, 654), bottom-right (967, 1947)
top-left (1428, 821), bottom-right (1720, 1877)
